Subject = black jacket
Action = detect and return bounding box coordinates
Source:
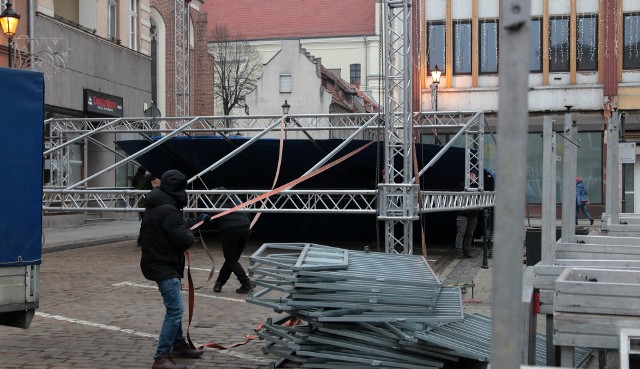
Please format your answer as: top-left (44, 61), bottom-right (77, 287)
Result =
top-left (140, 170), bottom-right (196, 282)
top-left (212, 189), bottom-right (250, 233)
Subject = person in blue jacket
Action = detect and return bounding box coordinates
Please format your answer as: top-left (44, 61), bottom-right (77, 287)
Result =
top-left (576, 176), bottom-right (594, 226)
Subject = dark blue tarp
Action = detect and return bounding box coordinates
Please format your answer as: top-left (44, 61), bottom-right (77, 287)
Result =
top-left (0, 67), bottom-right (44, 266)
top-left (117, 136), bottom-right (468, 244)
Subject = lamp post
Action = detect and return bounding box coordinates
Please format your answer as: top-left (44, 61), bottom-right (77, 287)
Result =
top-left (0, 2), bottom-right (20, 68)
top-left (281, 100), bottom-right (291, 120)
top-left (281, 100), bottom-right (291, 139)
top-left (430, 65), bottom-right (441, 111)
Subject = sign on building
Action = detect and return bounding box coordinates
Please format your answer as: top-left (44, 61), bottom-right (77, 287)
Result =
top-left (83, 89), bottom-right (124, 117)
top-left (619, 142), bottom-right (637, 164)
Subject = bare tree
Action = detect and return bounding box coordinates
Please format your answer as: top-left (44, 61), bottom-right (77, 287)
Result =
top-left (209, 26), bottom-right (262, 115)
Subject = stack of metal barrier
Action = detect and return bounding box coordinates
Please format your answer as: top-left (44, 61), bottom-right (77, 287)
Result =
top-left (247, 243), bottom-right (590, 368)
top-left (247, 243), bottom-right (467, 368)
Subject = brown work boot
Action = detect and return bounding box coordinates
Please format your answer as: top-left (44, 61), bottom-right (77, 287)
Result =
top-left (172, 341), bottom-right (203, 358)
top-left (152, 353), bottom-right (186, 369)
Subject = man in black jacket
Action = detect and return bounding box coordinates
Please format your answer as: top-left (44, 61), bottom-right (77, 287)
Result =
top-left (139, 169), bottom-right (203, 369)
top-left (210, 191), bottom-right (252, 294)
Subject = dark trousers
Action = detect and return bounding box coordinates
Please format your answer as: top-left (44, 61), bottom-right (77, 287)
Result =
top-left (217, 228), bottom-right (251, 285)
top-left (455, 214), bottom-right (478, 252)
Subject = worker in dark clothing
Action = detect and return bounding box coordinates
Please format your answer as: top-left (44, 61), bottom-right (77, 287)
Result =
top-left (139, 169), bottom-right (205, 369)
top-left (455, 169), bottom-right (480, 258)
top-left (205, 191), bottom-right (252, 294)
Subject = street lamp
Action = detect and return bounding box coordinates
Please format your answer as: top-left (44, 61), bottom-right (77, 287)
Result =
top-left (281, 100), bottom-right (291, 123)
top-left (430, 65), bottom-right (441, 111)
top-left (0, 2), bottom-right (20, 68)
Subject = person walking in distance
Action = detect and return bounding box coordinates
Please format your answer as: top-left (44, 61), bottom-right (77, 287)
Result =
top-left (576, 176), bottom-right (594, 226)
top-left (139, 169), bottom-right (206, 369)
top-left (455, 169), bottom-right (480, 258)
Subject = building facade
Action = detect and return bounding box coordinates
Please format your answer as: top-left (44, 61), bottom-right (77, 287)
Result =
top-left (419, 0), bottom-right (640, 216)
top-left (201, 0), bottom-right (382, 106)
top-left (244, 40), bottom-right (380, 139)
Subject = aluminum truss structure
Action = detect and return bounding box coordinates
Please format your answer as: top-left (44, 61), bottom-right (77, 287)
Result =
top-left (174, 0), bottom-right (190, 117)
top-left (42, 113), bottom-right (494, 235)
top-left (381, 0), bottom-right (415, 255)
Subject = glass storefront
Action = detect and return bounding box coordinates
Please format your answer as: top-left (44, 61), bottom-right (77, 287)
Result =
top-left (421, 130), bottom-right (604, 205)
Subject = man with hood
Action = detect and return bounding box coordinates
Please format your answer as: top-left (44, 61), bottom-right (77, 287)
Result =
top-left (139, 169), bottom-right (204, 369)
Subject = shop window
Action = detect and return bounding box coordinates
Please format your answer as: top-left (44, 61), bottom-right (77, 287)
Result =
top-left (526, 131), bottom-right (603, 204)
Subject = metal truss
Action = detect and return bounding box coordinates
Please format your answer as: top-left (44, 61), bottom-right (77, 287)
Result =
top-left (174, 0), bottom-right (190, 117)
top-left (382, 0), bottom-right (415, 255)
top-left (42, 188), bottom-right (494, 213)
top-left (43, 112), bottom-right (483, 135)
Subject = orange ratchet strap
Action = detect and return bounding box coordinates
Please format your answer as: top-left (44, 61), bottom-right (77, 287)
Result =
top-left (190, 140), bottom-right (374, 231)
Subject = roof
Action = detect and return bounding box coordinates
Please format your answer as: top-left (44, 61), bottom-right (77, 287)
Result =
top-left (316, 58), bottom-right (379, 114)
top-left (200, 0), bottom-right (376, 41)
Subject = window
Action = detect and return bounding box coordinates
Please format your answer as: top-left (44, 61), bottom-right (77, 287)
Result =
top-left (0, 1), bottom-right (6, 12)
top-left (108, 0), bottom-right (118, 40)
top-left (530, 18), bottom-right (542, 72)
top-left (623, 14), bottom-right (640, 69)
top-left (453, 21), bottom-right (471, 74)
top-left (479, 20), bottom-right (498, 74)
top-left (280, 74), bottom-right (292, 93)
top-left (549, 17), bottom-right (570, 72)
top-left (350, 64), bottom-right (361, 84)
top-left (527, 131), bottom-right (603, 204)
top-left (577, 15), bottom-right (598, 71)
top-left (427, 22), bottom-right (446, 74)
top-left (129, 0), bottom-right (137, 50)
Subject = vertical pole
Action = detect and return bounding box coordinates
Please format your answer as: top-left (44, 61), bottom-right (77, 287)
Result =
top-left (7, 36), bottom-right (12, 68)
top-left (490, 1), bottom-right (530, 369)
top-left (621, 112), bottom-right (626, 213)
top-left (541, 116), bottom-right (557, 264)
top-left (561, 110), bottom-right (577, 241)
top-left (481, 208), bottom-right (489, 269)
top-left (541, 115), bottom-right (557, 365)
top-left (431, 83), bottom-right (438, 111)
top-left (381, 0), bottom-right (416, 255)
top-left (609, 112), bottom-right (620, 225)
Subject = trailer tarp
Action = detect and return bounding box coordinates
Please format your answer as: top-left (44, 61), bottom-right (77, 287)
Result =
top-left (0, 67), bottom-right (44, 266)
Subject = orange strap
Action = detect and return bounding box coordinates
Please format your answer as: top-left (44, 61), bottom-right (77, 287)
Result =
top-left (190, 140), bottom-right (375, 231)
top-left (184, 251), bottom-right (197, 349)
top-left (250, 115), bottom-right (286, 229)
top-left (184, 250), bottom-right (259, 350)
top-left (411, 137), bottom-right (428, 258)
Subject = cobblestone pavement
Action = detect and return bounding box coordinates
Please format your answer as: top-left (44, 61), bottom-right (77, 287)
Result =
top-left (4, 222), bottom-right (610, 368)
top-left (0, 238), bottom-right (286, 369)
